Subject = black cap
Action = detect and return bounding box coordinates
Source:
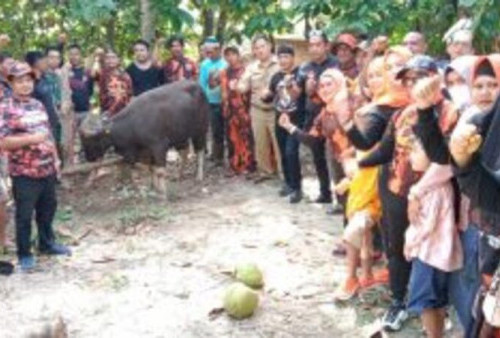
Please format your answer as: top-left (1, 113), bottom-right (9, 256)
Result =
top-left (277, 44), bottom-right (295, 56)
top-left (396, 55), bottom-right (438, 79)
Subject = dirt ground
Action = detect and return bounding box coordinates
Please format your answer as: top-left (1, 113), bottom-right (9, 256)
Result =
top-left (0, 157), bottom-right (460, 338)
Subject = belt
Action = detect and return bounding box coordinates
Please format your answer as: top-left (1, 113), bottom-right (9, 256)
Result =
top-left (251, 104), bottom-right (273, 112)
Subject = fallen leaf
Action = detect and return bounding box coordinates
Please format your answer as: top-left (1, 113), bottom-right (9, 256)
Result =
top-left (91, 256), bottom-right (116, 264)
top-left (208, 307), bottom-right (225, 321)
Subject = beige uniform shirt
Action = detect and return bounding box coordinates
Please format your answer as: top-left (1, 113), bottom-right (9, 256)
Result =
top-left (237, 58), bottom-right (279, 112)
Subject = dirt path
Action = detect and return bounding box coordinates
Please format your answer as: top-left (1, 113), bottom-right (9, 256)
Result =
top-left (0, 168), bottom-right (450, 337)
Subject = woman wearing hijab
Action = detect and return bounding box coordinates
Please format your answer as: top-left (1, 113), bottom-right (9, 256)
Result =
top-left (449, 55), bottom-right (500, 338)
top-left (279, 68), bottom-right (387, 299)
top-left (408, 55), bottom-right (500, 337)
top-left (444, 55), bottom-right (478, 114)
top-left (220, 46), bottom-right (255, 175)
top-left (334, 46), bottom-right (413, 331)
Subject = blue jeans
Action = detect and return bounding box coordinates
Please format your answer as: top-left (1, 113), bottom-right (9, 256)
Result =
top-left (449, 226), bottom-right (481, 338)
top-left (275, 123), bottom-right (301, 191)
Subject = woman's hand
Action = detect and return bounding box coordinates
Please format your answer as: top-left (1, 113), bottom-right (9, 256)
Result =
top-left (450, 123), bottom-right (482, 167)
top-left (412, 75), bottom-right (442, 110)
top-left (278, 113), bottom-right (295, 133)
top-left (334, 177), bottom-right (351, 196)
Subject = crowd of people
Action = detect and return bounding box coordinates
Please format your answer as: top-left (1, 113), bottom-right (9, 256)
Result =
top-left (1, 19), bottom-right (500, 337)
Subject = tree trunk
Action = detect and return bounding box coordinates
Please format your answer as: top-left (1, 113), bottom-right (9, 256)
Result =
top-left (216, 8), bottom-right (227, 43)
top-left (105, 15), bottom-right (116, 50)
top-left (140, 0), bottom-right (155, 43)
top-left (202, 8), bottom-right (215, 40)
top-left (304, 12), bottom-right (311, 39)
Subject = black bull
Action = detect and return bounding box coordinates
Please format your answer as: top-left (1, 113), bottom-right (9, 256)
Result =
top-left (79, 80), bottom-right (209, 185)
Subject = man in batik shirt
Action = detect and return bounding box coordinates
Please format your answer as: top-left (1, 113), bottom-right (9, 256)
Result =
top-left (98, 50), bottom-right (133, 117)
top-left (164, 35), bottom-right (198, 83)
top-left (0, 62), bottom-right (71, 271)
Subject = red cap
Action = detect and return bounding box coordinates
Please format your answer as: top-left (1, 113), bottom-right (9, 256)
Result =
top-left (332, 33), bottom-right (358, 53)
top-left (7, 62), bottom-right (35, 80)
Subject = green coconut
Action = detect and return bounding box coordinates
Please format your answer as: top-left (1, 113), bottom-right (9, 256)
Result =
top-left (223, 283), bottom-right (259, 319)
top-left (234, 263), bottom-right (264, 289)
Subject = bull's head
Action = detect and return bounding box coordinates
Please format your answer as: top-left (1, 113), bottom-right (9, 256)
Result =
top-left (79, 112), bottom-right (113, 162)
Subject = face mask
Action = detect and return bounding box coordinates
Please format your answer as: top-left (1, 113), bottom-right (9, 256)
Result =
top-left (447, 84), bottom-right (471, 112)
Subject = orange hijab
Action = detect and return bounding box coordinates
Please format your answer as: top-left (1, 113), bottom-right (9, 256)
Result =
top-left (374, 46), bottom-right (412, 108)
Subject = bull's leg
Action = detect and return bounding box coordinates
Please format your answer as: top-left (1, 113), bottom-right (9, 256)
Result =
top-left (196, 149), bottom-right (205, 181)
top-left (154, 167), bottom-right (168, 198)
top-left (151, 143), bottom-right (169, 198)
top-left (178, 147), bottom-right (189, 180)
top-left (118, 162), bottom-right (133, 184)
top-left (148, 165), bottom-right (155, 188)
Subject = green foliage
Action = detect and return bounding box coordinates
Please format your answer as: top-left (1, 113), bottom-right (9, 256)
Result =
top-left (294, 0), bottom-right (500, 55)
top-left (1, 0), bottom-right (500, 59)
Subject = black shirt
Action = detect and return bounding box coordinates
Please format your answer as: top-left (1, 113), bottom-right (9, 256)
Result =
top-left (296, 54), bottom-right (339, 130)
top-left (126, 63), bottom-right (164, 97)
top-left (268, 68), bottom-right (305, 126)
top-left (33, 74), bottom-right (60, 132)
top-left (69, 66), bottom-right (94, 112)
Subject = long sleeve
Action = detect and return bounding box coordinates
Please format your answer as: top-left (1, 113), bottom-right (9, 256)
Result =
top-left (455, 155), bottom-right (500, 214)
top-left (413, 106), bottom-right (451, 164)
top-left (358, 122), bottom-right (395, 167)
top-left (345, 107), bottom-right (391, 150)
top-left (237, 66), bottom-right (251, 94)
top-left (410, 164), bottom-right (453, 199)
top-left (415, 193), bottom-right (444, 246)
top-left (291, 114), bottom-right (324, 148)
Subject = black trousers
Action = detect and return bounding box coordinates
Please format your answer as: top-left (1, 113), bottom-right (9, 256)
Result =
top-left (379, 167), bottom-right (412, 303)
top-left (209, 104), bottom-right (225, 160)
top-left (276, 123), bottom-right (302, 191)
top-left (12, 175), bottom-right (57, 259)
top-left (311, 139), bottom-right (331, 198)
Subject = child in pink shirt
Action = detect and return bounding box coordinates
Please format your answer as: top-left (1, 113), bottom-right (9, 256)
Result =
top-left (405, 139), bottom-right (463, 338)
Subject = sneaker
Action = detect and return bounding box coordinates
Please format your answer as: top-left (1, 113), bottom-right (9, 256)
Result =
top-left (289, 190), bottom-right (303, 204)
top-left (0, 261), bottom-right (14, 275)
top-left (19, 256), bottom-right (36, 272)
top-left (314, 195), bottom-right (333, 204)
top-left (334, 277), bottom-right (359, 301)
top-left (39, 243), bottom-right (72, 256)
top-left (382, 303), bottom-right (408, 332)
top-left (279, 185), bottom-right (293, 197)
top-left (326, 204), bottom-right (344, 215)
